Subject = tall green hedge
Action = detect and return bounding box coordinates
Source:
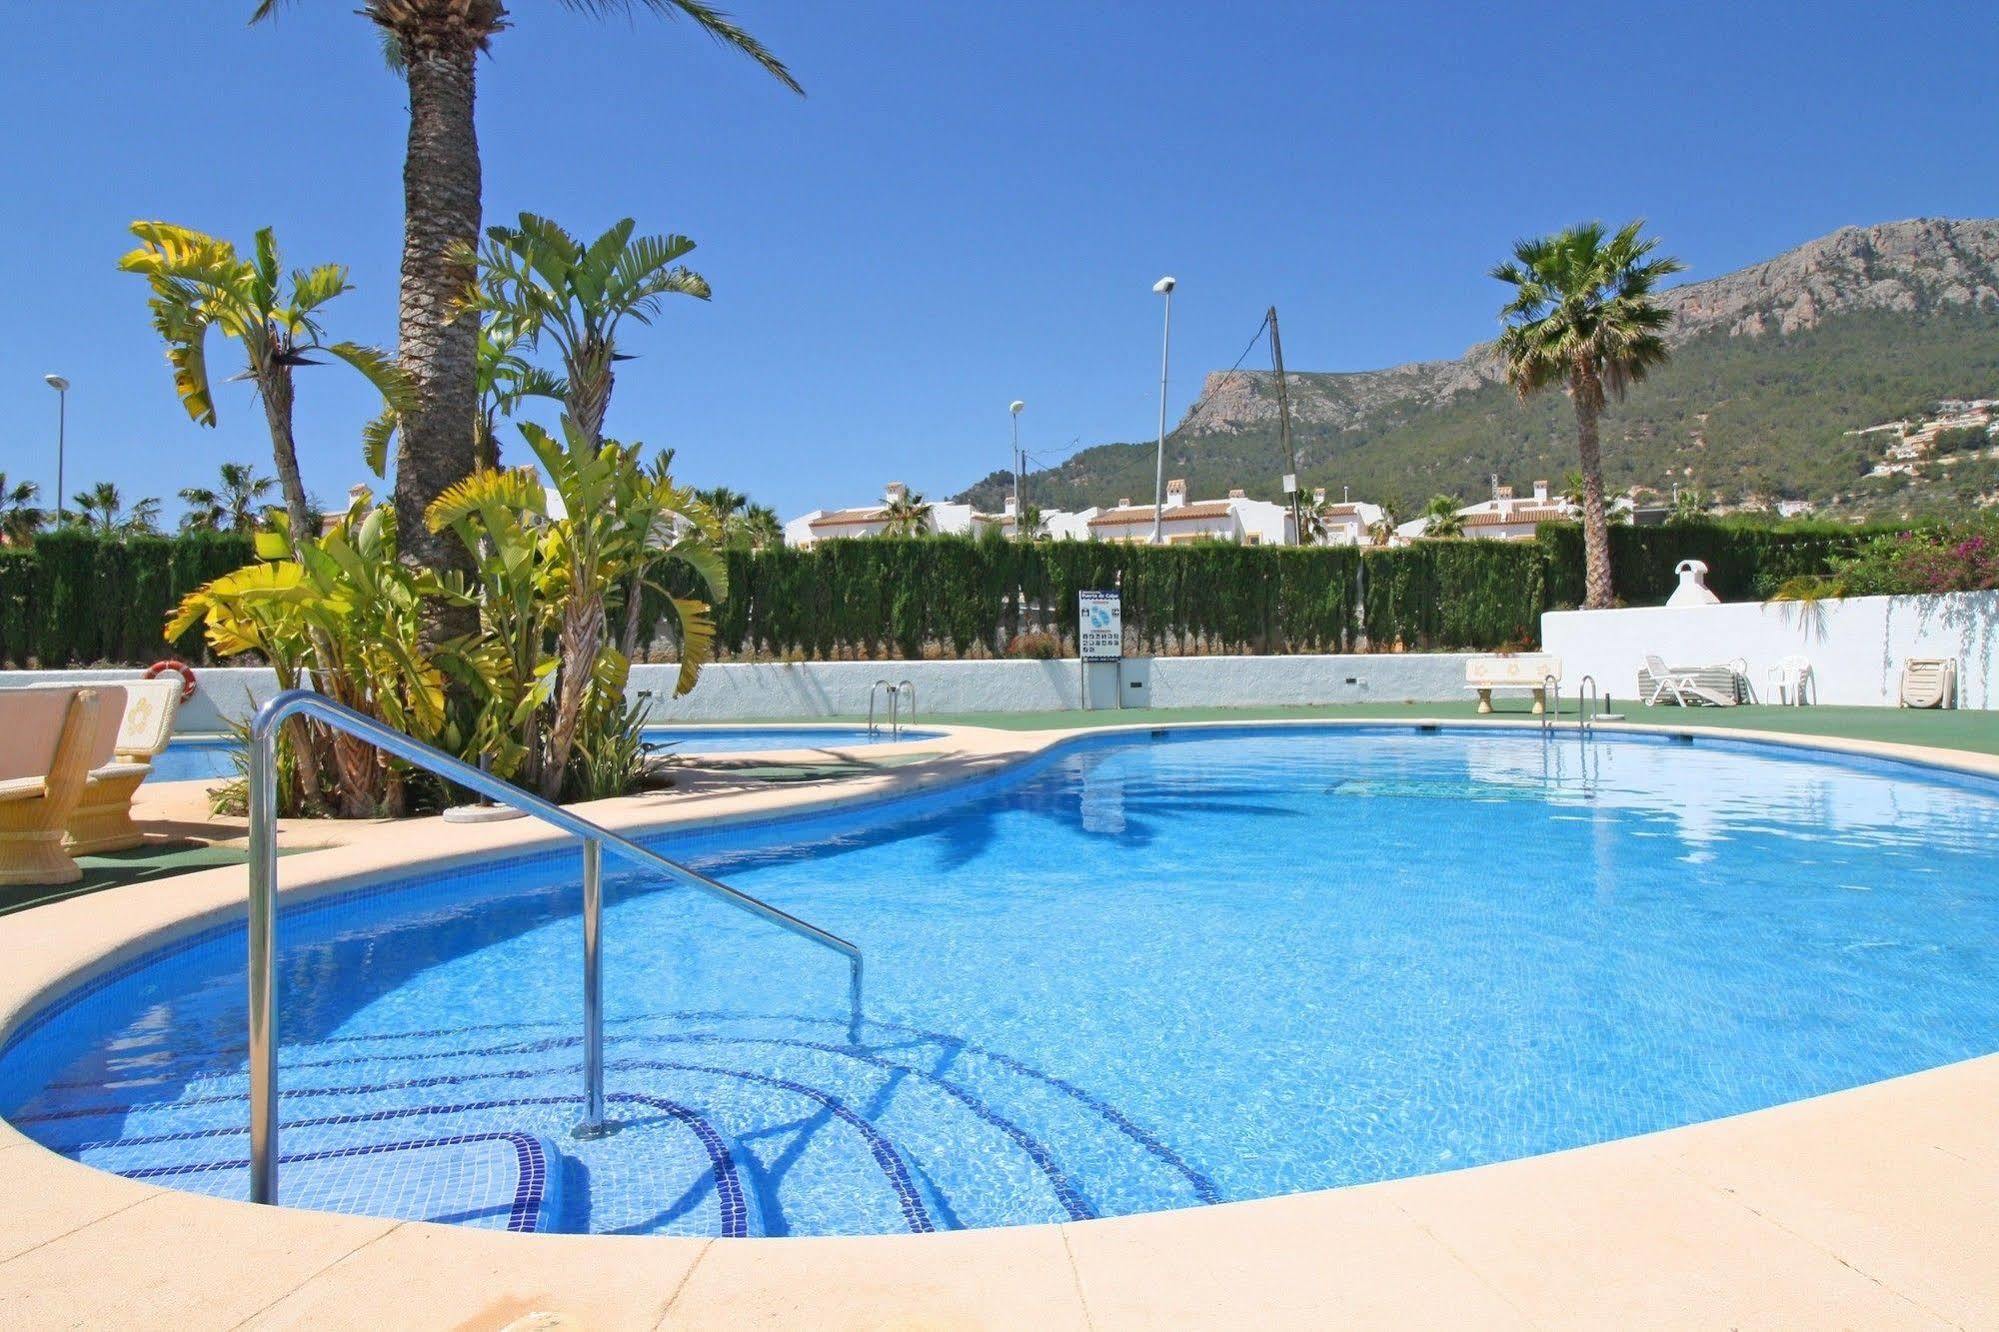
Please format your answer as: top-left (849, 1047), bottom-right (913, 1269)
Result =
top-left (0, 530), bottom-right (253, 668)
top-left (655, 536), bottom-right (1546, 658)
top-left (6, 521), bottom-right (1878, 668)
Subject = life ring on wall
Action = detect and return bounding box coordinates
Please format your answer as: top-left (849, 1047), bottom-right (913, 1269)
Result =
top-left (144, 659), bottom-right (198, 703)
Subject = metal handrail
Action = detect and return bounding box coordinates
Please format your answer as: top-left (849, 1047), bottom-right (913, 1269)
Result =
top-left (246, 689), bottom-right (862, 1207)
top-left (896, 679), bottom-right (915, 739)
top-left (1578, 674), bottom-right (1600, 734)
top-left (866, 678), bottom-right (892, 736)
top-left (1541, 673), bottom-right (1560, 732)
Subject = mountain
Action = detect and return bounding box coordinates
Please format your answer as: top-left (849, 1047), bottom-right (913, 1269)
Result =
top-left (954, 219), bottom-right (1999, 519)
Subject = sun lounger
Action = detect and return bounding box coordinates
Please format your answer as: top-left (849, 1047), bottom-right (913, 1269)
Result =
top-left (1641, 655), bottom-right (1741, 707)
top-left (66, 679), bottom-right (182, 855)
top-left (0, 685), bottom-right (124, 886)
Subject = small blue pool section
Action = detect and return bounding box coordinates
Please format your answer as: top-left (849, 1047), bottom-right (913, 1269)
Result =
top-left (147, 726), bottom-right (942, 784)
top-left (640, 725), bottom-right (941, 752)
top-left (8, 726), bottom-right (1998, 1236)
top-left (150, 737), bottom-right (239, 783)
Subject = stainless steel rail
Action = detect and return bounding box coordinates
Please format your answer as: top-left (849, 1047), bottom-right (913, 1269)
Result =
top-left (1541, 673), bottom-right (1561, 733)
top-left (246, 689), bottom-right (863, 1207)
top-left (896, 679), bottom-right (915, 738)
top-left (866, 678), bottom-right (894, 736)
top-left (1578, 674), bottom-right (1600, 735)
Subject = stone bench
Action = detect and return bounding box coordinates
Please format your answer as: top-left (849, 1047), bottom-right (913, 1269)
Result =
top-left (1465, 655), bottom-right (1562, 714)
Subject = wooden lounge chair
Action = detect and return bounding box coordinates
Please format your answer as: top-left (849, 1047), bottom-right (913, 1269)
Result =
top-left (0, 686), bottom-right (124, 886)
top-left (66, 679), bottom-right (182, 855)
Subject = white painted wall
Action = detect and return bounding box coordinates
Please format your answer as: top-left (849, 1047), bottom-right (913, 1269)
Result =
top-left (1541, 591), bottom-right (1999, 708)
top-left (632, 651), bottom-right (1476, 720)
top-left (0, 665), bottom-right (279, 734)
top-left (2, 651), bottom-right (1485, 728)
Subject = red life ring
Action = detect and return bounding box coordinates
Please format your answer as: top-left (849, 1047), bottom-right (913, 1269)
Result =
top-left (144, 659), bottom-right (198, 703)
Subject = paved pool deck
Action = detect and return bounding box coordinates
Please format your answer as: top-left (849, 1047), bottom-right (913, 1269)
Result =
top-left (0, 713), bottom-right (1994, 1328)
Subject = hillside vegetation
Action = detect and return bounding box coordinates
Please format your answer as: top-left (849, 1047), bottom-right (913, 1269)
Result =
top-left (958, 219), bottom-right (1999, 519)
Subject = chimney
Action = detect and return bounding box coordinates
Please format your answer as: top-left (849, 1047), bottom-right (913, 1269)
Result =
top-left (1312, 488), bottom-right (1327, 506)
top-left (1165, 478), bottom-right (1188, 509)
top-left (1118, 497), bottom-right (1132, 508)
top-left (1494, 484), bottom-right (1514, 500)
top-left (347, 483), bottom-right (370, 505)
top-left (884, 481), bottom-right (907, 504)
top-left (1004, 494), bottom-right (1017, 517)
top-left (1533, 479), bottom-right (1549, 503)
top-left (1228, 488), bottom-right (1246, 500)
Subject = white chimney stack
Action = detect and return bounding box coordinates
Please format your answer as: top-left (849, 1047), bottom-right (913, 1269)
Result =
top-left (884, 481), bottom-right (907, 504)
top-left (1165, 478), bottom-right (1188, 509)
top-left (1533, 479), bottom-right (1549, 503)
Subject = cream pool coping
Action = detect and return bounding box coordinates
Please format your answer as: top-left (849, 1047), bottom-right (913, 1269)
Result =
top-left (1, 716), bottom-right (1995, 1329)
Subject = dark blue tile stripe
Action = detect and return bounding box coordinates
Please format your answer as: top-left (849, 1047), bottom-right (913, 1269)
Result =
top-left (55, 1092), bottom-right (749, 1239)
top-left (124, 1130), bottom-right (550, 1234)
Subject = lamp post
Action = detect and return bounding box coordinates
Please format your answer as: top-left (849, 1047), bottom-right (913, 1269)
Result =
top-left (1149, 277), bottom-right (1175, 544)
top-left (43, 375), bottom-right (69, 520)
top-left (1009, 399), bottom-right (1025, 537)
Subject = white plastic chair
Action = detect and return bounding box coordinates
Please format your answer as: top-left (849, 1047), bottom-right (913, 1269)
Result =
top-left (1767, 655), bottom-right (1813, 707)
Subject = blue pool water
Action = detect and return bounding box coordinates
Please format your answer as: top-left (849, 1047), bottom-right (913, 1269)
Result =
top-left (147, 727), bottom-right (940, 784)
top-left (150, 737), bottom-right (239, 783)
top-left (7, 727), bottom-right (1998, 1236)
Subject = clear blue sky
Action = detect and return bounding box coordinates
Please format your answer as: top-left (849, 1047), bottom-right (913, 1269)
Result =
top-left (4, 1), bottom-right (1995, 522)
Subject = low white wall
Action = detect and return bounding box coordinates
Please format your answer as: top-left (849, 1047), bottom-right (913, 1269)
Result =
top-left (636, 651), bottom-right (1475, 719)
top-left (1541, 591), bottom-right (1999, 708)
top-left (2, 652), bottom-right (1481, 731)
top-left (0, 665), bottom-right (279, 734)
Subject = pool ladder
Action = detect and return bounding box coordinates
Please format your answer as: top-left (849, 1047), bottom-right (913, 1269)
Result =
top-left (243, 690), bottom-right (863, 1208)
top-left (1542, 674), bottom-right (1605, 736)
top-left (866, 678), bottom-right (915, 739)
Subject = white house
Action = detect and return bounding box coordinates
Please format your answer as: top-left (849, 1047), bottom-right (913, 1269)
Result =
top-left (784, 482), bottom-right (980, 547)
top-left (987, 495), bottom-right (1094, 541)
top-left (1084, 479), bottom-right (1294, 545)
top-left (1303, 489), bottom-right (1389, 546)
top-left (1398, 480), bottom-right (1606, 542)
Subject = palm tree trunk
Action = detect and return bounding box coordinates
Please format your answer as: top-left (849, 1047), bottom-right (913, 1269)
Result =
top-left (543, 594), bottom-right (605, 799)
top-left (1571, 381), bottom-right (1615, 610)
top-left (568, 361), bottom-right (614, 446)
top-left (255, 365), bottom-right (328, 815)
top-left (394, 40), bottom-right (482, 651)
top-left (255, 367), bottom-right (316, 554)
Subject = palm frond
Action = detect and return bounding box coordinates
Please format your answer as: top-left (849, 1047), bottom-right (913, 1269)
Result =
top-left (557, 0), bottom-right (803, 95)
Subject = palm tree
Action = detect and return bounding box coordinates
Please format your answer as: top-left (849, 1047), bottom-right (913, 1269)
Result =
top-left (0, 474), bottom-right (43, 545)
top-left (119, 224), bottom-right (407, 559)
top-left (181, 462), bottom-right (279, 533)
top-left (1493, 220), bottom-right (1684, 608)
top-left (1366, 501), bottom-right (1400, 547)
top-left (738, 502), bottom-right (783, 551)
top-left (1420, 494), bottom-right (1465, 539)
top-left (71, 482), bottom-right (162, 535)
top-left (252, 1), bottom-right (799, 602)
top-left (464, 215), bottom-right (712, 445)
top-left (1669, 485), bottom-right (1711, 524)
top-left (880, 490), bottom-right (931, 537)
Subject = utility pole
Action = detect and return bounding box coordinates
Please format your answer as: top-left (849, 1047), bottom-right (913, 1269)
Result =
top-left (1151, 277), bottom-right (1176, 544)
top-left (1268, 307), bottom-right (1300, 543)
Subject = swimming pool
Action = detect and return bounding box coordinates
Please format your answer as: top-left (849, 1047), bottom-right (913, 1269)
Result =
top-left (6, 726), bottom-right (1996, 1237)
top-left (147, 726), bottom-right (940, 783)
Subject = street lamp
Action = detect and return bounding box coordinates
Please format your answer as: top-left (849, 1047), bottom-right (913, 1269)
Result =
top-left (1149, 276), bottom-right (1175, 544)
top-left (1009, 400), bottom-right (1025, 536)
top-left (43, 375), bottom-right (69, 519)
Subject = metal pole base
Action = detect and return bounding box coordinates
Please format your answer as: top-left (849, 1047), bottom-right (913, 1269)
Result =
top-left (571, 1118), bottom-right (620, 1141)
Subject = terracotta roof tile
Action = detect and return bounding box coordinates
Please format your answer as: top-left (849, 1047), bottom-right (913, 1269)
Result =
top-left (1089, 501), bottom-right (1236, 527)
